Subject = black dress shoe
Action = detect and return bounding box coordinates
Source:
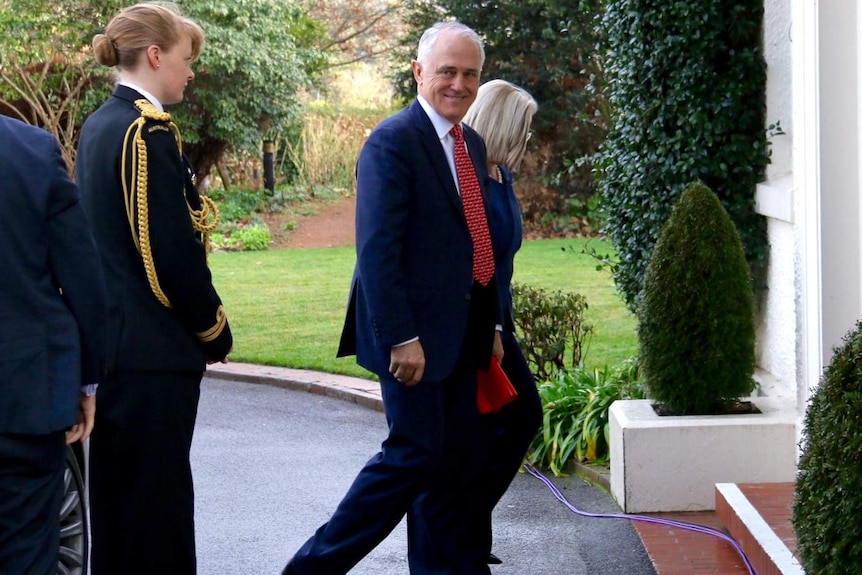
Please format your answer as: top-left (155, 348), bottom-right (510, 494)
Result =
top-left (282, 560), bottom-right (299, 575)
top-left (487, 553), bottom-right (502, 565)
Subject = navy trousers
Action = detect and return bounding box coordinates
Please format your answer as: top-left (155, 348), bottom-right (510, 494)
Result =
top-left (0, 431), bottom-right (65, 575)
top-left (289, 366), bottom-right (489, 575)
top-left (409, 330), bottom-right (542, 567)
top-left (89, 370), bottom-right (201, 575)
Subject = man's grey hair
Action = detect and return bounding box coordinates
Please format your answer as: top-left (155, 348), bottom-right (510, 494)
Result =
top-left (416, 21), bottom-right (485, 69)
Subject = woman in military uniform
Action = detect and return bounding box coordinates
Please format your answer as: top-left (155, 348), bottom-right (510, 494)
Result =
top-left (75, 4), bottom-right (232, 573)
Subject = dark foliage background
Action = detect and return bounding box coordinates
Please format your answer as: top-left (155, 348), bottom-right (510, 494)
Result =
top-left (598, 0), bottom-right (769, 311)
top-left (389, 0), bottom-right (607, 237)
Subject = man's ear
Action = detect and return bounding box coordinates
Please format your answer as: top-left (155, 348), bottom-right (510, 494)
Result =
top-left (411, 60), bottom-right (423, 85)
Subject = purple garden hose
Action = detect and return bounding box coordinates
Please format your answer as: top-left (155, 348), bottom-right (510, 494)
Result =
top-left (523, 463), bottom-right (758, 575)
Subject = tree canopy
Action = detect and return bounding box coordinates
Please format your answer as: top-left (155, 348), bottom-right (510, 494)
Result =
top-left (392, 0), bottom-right (606, 202)
top-left (0, 0), bottom-right (328, 180)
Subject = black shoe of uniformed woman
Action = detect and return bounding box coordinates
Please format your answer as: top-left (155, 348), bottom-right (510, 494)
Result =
top-left (487, 552), bottom-right (502, 565)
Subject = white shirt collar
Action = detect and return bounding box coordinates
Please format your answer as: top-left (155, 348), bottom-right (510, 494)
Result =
top-left (119, 81), bottom-right (164, 112)
top-left (416, 95), bottom-right (457, 140)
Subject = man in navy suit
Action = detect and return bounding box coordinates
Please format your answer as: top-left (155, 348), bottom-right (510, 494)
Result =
top-left (0, 115), bottom-right (106, 575)
top-left (283, 21), bottom-right (501, 575)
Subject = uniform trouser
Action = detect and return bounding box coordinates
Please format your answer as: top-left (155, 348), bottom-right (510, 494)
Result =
top-left (89, 370), bottom-right (201, 575)
top-left (288, 366), bottom-right (489, 575)
top-left (0, 431), bottom-right (65, 575)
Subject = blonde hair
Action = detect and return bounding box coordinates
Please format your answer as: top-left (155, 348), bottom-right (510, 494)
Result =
top-left (463, 79), bottom-right (537, 173)
top-left (92, 2), bottom-right (204, 70)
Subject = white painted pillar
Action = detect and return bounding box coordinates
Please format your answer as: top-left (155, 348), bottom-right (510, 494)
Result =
top-left (792, 0), bottom-right (822, 411)
top-left (818, 1), bottom-right (861, 374)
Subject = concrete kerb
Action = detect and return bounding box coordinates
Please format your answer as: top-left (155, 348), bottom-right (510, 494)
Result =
top-left (205, 361), bottom-right (610, 491)
top-left (205, 362), bottom-right (384, 412)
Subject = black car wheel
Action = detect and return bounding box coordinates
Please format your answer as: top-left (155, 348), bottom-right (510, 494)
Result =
top-left (58, 445), bottom-right (88, 575)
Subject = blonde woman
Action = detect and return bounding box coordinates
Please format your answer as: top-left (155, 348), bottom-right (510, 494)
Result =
top-left (465, 78), bottom-right (541, 565)
top-left (75, 4), bottom-right (231, 573)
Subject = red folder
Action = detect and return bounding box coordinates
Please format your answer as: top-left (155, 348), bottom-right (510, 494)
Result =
top-left (477, 356), bottom-right (518, 414)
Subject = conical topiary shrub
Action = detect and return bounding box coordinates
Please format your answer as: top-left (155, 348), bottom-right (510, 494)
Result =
top-left (637, 180), bottom-right (756, 415)
top-left (793, 320), bottom-right (862, 573)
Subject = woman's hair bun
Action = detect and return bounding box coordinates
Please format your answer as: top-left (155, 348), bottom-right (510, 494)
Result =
top-left (92, 33), bottom-right (118, 67)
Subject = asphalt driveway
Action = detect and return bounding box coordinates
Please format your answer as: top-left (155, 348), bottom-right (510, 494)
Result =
top-left (191, 376), bottom-right (656, 574)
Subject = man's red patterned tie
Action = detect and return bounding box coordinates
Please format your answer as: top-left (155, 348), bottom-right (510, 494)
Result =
top-left (451, 124), bottom-right (495, 286)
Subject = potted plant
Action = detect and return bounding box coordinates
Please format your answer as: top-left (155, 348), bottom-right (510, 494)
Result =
top-left (638, 180), bottom-right (756, 414)
top-left (609, 181), bottom-right (797, 512)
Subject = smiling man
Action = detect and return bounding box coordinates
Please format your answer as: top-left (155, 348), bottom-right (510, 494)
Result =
top-left (282, 21), bottom-right (502, 575)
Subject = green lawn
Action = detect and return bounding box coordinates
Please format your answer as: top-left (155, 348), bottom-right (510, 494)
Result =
top-left (209, 237), bottom-right (637, 380)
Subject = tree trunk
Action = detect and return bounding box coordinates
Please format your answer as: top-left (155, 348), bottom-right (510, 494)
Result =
top-left (216, 160), bottom-right (231, 191)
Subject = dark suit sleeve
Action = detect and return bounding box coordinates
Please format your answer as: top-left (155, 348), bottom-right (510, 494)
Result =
top-left (44, 139), bottom-right (107, 385)
top-left (354, 125), bottom-right (419, 346)
top-left (136, 122), bottom-right (232, 361)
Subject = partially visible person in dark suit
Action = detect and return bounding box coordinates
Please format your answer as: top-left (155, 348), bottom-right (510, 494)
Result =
top-left (75, 4), bottom-right (232, 574)
top-left (283, 20), bottom-right (501, 575)
top-left (0, 115), bottom-right (107, 575)
top-left (463, 78), bottom-right (542, 565)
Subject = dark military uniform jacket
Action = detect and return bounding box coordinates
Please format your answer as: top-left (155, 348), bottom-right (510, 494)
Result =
top-left (76, 85), bottom-right (231, 373)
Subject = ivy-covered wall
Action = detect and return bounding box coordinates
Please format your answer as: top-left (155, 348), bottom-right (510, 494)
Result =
top-left (598, 0), bottom-right (770, 311)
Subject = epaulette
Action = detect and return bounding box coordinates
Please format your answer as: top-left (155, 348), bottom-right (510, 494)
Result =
top-left (135, 98), bottom-right (172, 123)
top-left (120, 99), bottom-right (220, 309)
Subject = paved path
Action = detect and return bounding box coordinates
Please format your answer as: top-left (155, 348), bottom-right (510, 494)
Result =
top-left (194, 365), bottom-right (656, 574)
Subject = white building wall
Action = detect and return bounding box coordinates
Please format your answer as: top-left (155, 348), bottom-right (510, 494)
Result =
top-left (755, 0), bottom-right (797, 400)
top-left (762, 0), bottom-right (862, 418)
top-left (756, 215), bottom-right (798, 397)
top-left (763, 2), bottom-right (793, 181)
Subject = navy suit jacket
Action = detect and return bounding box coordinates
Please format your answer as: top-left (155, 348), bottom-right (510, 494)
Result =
top-left (0, 116), bottom-right (107, 434)
top-left (76, 86), bottom-right (231, 373)
top-left (338, 100), bottom-right (498, 381)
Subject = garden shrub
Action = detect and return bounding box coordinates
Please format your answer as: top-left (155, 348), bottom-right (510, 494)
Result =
top-left (527, 358), bottom-right (644, 475)
top-left (599, 0), bottom-right (769, 311)
top-left (230, 226), bottom-right (271, 251)
top-left (793, 320), bottom-right (862, 574)
top-left (512, 283), bottom-right (593, 380)
top-left (638, 181), bottom-right (755, 415)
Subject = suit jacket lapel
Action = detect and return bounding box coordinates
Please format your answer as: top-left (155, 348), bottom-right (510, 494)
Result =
top-left (409, 101), bottom-right (493, 223)
top-left (409, 102), bottom-right (462, 209)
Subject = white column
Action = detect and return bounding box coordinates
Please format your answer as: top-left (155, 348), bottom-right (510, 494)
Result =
top-left (818, 1), bottom-right (861, 369)
top-left (792, 0), bottom-right (822, 410)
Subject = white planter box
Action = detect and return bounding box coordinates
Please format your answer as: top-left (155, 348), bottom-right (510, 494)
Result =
top-left (609, 399), bottom-right (798, 512)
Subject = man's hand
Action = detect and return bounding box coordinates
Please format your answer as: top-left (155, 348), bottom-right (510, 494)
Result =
top-left (389, 340), bottom-right (426, 386)
top-left (65, 394), bottom-right (96, 444)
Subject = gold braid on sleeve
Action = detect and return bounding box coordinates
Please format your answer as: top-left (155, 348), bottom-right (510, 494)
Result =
top-left (195, 304), bottom-right (228, 342)
top-left (121, 99), bottom-right (223, 306)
